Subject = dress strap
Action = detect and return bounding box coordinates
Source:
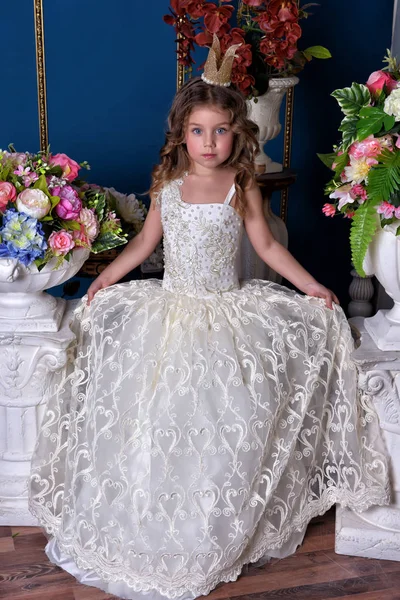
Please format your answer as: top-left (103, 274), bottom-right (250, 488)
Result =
top-left (223, 183), bottom-right (236, 205)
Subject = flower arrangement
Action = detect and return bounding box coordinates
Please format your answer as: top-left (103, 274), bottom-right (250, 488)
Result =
top-left (0, 148), bottom-right (146, 271)
top-left (319, 52), bottom-right (400, 276)
top-left (164, 0), bottom-right (330, 97)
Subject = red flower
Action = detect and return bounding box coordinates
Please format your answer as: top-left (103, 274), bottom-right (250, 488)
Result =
top-left (269, 0), bottom-right (297, 19)
top-left (274, 21), bottom-right (302, 44)
top-left (256, 12), bottom-right (280, 34)
top-left (231, 65), bottom-right (255, 94)
top-left (241, 0), bottom-right (265, 6)
top-left (203, 4), bottom-right (234, 34)
top-left (185, 0), bottom-right (207, 19)
top-left (194, 29), bottom-right (213, 46)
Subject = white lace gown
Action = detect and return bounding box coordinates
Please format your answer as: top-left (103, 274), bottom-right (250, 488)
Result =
top-left (30, 178), bottom-right (390, 600)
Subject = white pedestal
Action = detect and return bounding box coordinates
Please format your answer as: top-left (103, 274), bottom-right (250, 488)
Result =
top-left (0, 300), bottom-right (76, 525)
top-left (335, 317), bottom-right (400, 560)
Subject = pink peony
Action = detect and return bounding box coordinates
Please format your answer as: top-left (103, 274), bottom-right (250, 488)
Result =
top-left (377, 201), bottom-right (395, 219)
top-left (49, 153), bottom-right (80, 181)
top-left (322, 203), bottom-right (336, 217)
top-left (366, 70), bottom-right (398, 95)
top-left (48, 230), bottom-right (75, 256)
top-left (2, 151), bottom-right (28, 167)
top-left (54, 186), bottom-right (82, 220)
top-left (394, 206), bottom-right (400, 219)
top-left (349, 136), bottom-right (382, 160)
top-left (0, 182), bottom-right (17, 211)
top-left (78, 208), bottom-right (99, 241)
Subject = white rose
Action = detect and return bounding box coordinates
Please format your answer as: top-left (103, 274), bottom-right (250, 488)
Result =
top-left (16, 188), bottom-right (51, 219)
top-left (384, 88), bottom-right (400, 120)
top-left (106, 187), bottom-right (146, 224)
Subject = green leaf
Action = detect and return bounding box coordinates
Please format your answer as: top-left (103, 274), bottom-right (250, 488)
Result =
top-left (384, 114), bottom-right (396, 131)
top-left (60, 219), bottom-right (81, 231)
top-left (32, 173), bottom-right (50, 195)
top-left (332, 83), bottom-right (371, 116)
top-left (303, 45), bottom-right (332, 59)
top-left (91, 231), bottom-right (127, 253)
top-left (356, 106), bottom-right (386, 140)
top-left (338, 115), bottom-right (358, 149)
top-left (367, 149), bottom-right (400, 203)
top-left (317, 152), bottom-right (336, 169)
top-left (332, 151), bottom-right (349, 177)
top-left (350, 203), bottom-right (378, 276)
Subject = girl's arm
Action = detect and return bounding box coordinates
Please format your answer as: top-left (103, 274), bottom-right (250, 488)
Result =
top-left (243, 181), bottom-right (339, 309)
top-left (87, 199), bottom-right (163, 304)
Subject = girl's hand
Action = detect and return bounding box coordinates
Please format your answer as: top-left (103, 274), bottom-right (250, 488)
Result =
top-left (87, 276), bottom-right (110, 306)
top-left (303, 282), bottom-right (340, 310)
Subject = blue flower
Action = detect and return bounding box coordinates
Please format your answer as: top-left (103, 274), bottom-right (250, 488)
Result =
top-left (0, 208), bottom-right (47, 266)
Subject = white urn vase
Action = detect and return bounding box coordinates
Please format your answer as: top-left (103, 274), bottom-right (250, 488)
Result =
top-left (0, 247), bottom-right (89, 333)
top-left (247, 76), bottom-right (299, 174)
top-left (363, 220), bottom-right (400, 350)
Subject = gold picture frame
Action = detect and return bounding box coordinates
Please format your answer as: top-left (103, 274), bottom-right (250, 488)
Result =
top-left (176, 54), bottom-right (295, 224)
top-left (33, 0), bottom-right (48, 152)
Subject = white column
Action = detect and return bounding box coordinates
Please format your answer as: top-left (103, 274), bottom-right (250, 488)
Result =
top-left (0, 302), bottom-right (76, 525)
top-left (335, 316), bottom-right (400, 561)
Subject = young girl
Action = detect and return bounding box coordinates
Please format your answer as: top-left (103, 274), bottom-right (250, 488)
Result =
top-left (30, 41), bottom-right (389, 600)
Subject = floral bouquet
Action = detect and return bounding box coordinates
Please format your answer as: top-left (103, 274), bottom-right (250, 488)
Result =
top-left (319, 52), bottom-right (400, 276)
top-left (0, 148), bottom-right (142, 272)
top-left (164, 0), bottom-right (330, 97)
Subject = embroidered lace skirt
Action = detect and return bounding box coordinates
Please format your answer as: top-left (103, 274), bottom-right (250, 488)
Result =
top-left (29, 279), bottom-right (390, 599)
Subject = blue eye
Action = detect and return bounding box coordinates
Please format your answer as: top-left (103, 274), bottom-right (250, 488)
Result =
top-left (192, 128), bottom-right (202, 135)
top-left (216, 127), bottom-right (227, 134)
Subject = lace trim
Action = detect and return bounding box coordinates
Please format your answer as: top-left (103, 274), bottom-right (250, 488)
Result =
top-left (30, 487), bottom-right (390, 600)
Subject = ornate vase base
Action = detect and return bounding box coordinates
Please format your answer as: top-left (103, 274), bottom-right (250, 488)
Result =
top-left (264, 160), bottom-right (283, 174)
top-left (0, 294), bottom-right (66, 333)
top-left (364, 309), bottom-right (400, 351)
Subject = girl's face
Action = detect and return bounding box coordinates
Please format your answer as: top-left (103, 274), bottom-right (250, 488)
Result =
top-left (185, 105), bottom-right (234, 172)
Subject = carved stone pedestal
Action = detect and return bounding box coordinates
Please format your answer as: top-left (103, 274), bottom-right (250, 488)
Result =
top-left (0, 301), bottom-right (76, 525)
top-left (335, 316), bottom-right (400, 560)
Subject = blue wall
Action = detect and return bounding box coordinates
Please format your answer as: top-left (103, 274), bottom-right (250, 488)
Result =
top-left (0, 0), bottom-right (395, 304)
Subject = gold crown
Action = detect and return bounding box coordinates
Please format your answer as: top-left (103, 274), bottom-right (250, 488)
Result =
top-left (201, 34), bottom-right (241, 87)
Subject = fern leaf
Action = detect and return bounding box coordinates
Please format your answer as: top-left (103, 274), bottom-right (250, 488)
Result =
top-left (367, 149), bottom-right (400, 203)
top-left (350, 203), bottom-right (378, 276)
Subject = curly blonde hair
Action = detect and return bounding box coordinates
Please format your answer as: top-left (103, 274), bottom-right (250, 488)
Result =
top-left (150, 78), bottom-right (259, 216)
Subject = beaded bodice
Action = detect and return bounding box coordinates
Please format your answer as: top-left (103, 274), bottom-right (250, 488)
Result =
top-left (161, 177), bottom-right (243, 298)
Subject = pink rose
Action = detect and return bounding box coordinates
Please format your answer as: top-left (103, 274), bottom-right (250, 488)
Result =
top-left (49, 153), bottom-right (80, 181)
top-left (366, 70), bottom-right (398, 95)
top-left (54, 186), bottom-right (82, 220)
top-left (0, 182), bottom-right (17, 211)
top-left (78, 208), bottom-right (99, 241)
top-left (48, 230), bottom-right (75, 256)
